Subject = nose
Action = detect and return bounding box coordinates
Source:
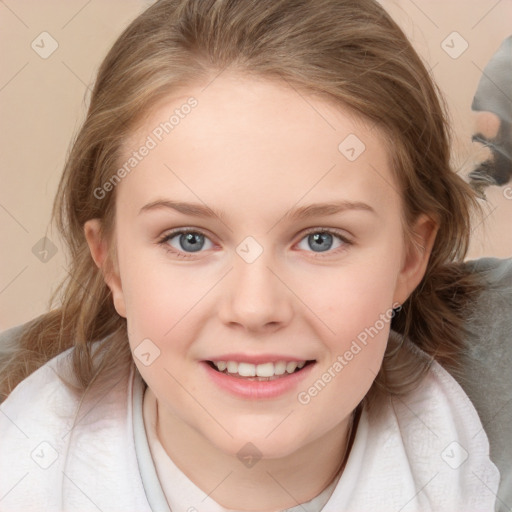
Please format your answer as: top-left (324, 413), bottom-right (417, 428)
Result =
top-left (218, 254), bottom-right (294, 333)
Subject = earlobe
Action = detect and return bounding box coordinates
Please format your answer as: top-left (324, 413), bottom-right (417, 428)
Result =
top-left (393, 214), bottom-right (438, 305)
top-left (84, 219), bottom-right (127, 318)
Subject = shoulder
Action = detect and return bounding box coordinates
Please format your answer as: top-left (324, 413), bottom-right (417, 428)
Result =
top-left (0, 347), bottom-right (82, 508)
top-left (332, 352), bottom-right (500, 511)
top-left (0, 343), bottom-right (150, 511)
top-left (391, 356), bottom-right (500, 510)
top-left (0, 346), bottom-right (78, 435)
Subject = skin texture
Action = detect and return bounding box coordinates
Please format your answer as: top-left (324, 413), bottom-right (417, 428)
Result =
top-left (85, 73), bottom-right (436, 511)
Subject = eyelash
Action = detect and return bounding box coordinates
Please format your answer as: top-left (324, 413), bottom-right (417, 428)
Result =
top-left (157, 227), bottom-right (353, 259)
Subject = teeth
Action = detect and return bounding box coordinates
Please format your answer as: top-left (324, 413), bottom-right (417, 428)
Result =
top-left (238, 362), bottom-right (256, 377)
top-left (211, 360), bottom-right (309, 377)
top-left (216, 361), bottom-right (227, 371)
top-left (274, 361), bottom-right (286, 375)
top-left (227, 361), bottom-right (238, 373)
top-left (286, 362), bottom-right (298, 373)
top-left (254, 362), bottom-right (274, 377)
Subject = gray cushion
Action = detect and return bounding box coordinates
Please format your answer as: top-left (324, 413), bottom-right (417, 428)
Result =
top-left (458, 257), bottom-right (512, 511)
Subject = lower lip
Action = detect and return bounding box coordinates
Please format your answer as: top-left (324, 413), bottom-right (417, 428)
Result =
top-left (201, 361), bottom-right (316, 400)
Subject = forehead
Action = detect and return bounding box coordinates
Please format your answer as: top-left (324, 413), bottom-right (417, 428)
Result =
top-left (116, 73), bottom-right (400, 222)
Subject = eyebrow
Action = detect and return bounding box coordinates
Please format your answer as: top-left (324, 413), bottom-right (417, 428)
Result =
top-left (138, 199), bottom-right (376, 221)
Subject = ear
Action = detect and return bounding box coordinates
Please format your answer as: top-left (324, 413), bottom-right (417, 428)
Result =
top-left (393, 214), bottom-right (438, 306)
top-left (84, 219), bottom-right (127, 318)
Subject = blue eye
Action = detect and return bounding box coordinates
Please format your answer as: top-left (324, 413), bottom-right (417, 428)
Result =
top-left (159, 229), bottom-right (214, 256)
top-left (297, 230), bottom-right (348, 253)
top-left (158, 228), bottom-right (351, 259)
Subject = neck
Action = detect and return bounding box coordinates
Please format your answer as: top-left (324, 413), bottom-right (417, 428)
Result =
top-left (151, 390), bottom-right (357, 511)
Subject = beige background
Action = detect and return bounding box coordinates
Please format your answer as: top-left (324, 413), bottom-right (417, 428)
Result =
top-left (1, 0), bottom-right (511, 331)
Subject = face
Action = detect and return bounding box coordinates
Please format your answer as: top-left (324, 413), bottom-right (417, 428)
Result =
top-left (86, 73), bottom-right (432, 460)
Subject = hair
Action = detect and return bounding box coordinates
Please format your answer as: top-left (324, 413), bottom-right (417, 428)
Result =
top-left (0, 0), bottom-right (483, 403)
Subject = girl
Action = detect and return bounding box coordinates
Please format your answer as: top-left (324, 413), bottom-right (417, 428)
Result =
top-left (0, 0), bottom-right (501, 510)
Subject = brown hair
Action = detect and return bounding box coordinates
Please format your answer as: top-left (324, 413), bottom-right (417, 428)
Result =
top-left (0, 0), bottom-right (482, 402)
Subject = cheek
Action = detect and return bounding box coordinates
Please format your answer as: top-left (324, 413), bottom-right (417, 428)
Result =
top-left (314, 249), bottom-right (402, 339)
top-left (299, 248), bottom-right (401, 405)
top-left (119, 249), bottom-right (210, 340)
top-left (298, 283), bottom-right (393, 422)
top-left (324, 277), bottom-right (393, 384)
top-left (119, 255), bottom-right (210, 411)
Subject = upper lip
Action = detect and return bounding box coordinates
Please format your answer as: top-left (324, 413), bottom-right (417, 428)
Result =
top-left (204, 353), bottom-right (316, 364)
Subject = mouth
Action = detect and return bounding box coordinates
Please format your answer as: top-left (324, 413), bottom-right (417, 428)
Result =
top-left (205, 359), bottom-right (316, 381)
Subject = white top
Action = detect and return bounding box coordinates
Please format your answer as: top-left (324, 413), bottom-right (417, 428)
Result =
top-left (0, 344), bottom-right (500, 511)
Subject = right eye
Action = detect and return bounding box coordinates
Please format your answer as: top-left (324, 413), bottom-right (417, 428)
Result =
top-left (158, 228), bottom-right (215, 258)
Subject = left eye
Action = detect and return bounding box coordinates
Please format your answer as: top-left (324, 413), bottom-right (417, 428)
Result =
top-left (297, 231), bottom-right (346, 253)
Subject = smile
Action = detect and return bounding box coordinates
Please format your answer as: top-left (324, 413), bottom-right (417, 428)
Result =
top-left (207, 360), bottom-right (314, 380)
top-left (202, 358), bottom-right (317, 398)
